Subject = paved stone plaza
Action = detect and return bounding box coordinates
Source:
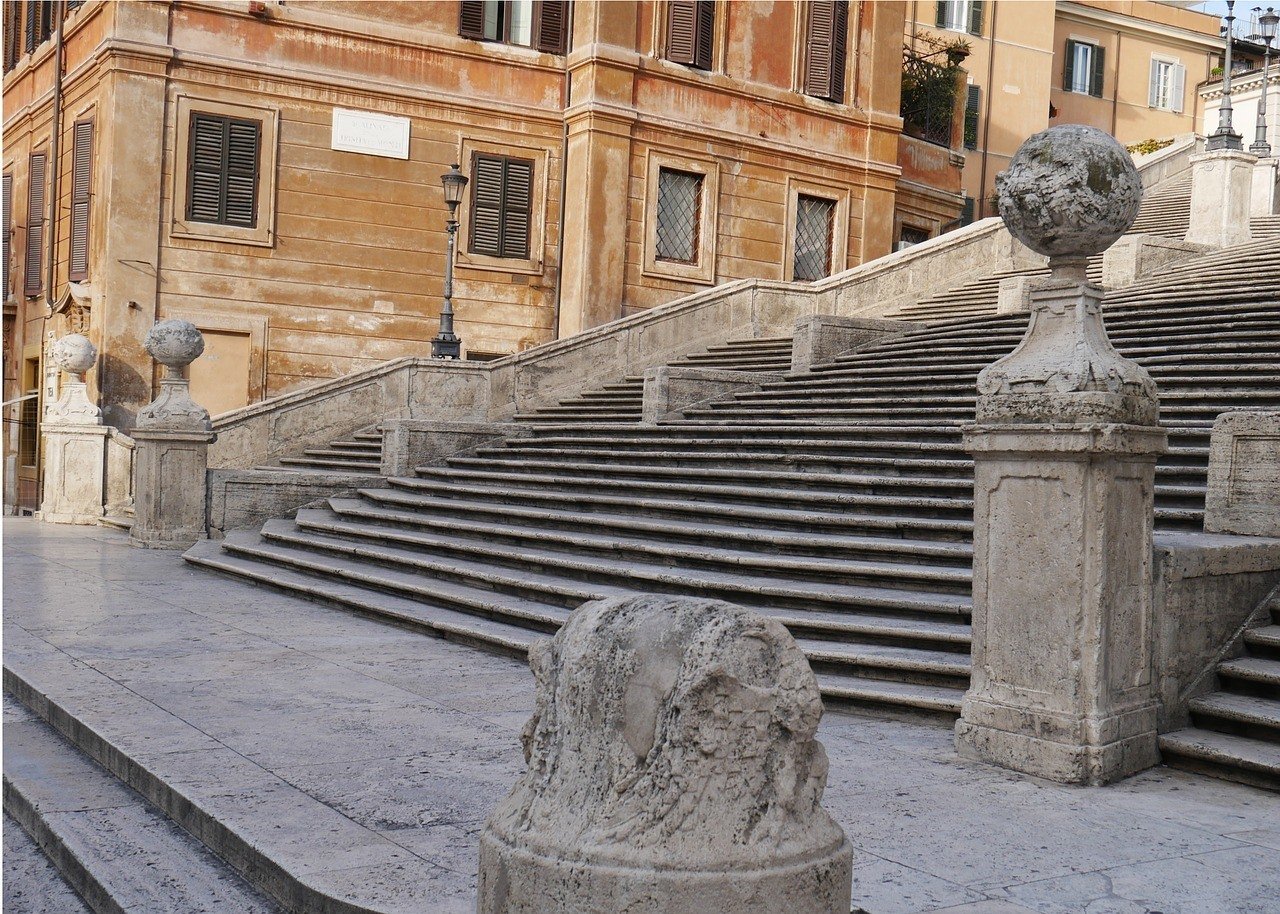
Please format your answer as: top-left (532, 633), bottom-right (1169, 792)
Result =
top-left (4, 519), bottom-right (1279, 914)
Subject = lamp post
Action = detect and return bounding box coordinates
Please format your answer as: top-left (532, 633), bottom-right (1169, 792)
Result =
top-left (1209, 0), bottom-right (1245, 151)
top-left (432, 163), bottom-right (468, 359)
top-left (1249, 7), bottom-right (1278, 156)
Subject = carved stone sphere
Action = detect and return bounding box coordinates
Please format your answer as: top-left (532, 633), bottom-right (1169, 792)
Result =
top-left (144, 319), bottom-right (205, 368)
top-left (49, 333), bottom-right (98, 375)
top-left (996, 125), bottom-right (1142, 259)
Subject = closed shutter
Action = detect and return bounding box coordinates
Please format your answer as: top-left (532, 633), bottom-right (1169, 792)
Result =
top-left (964, 85), bottom-right (981, 149)
top-left (668, 0), bottom-right (713, 70)
top-left (535, 0), bottom-right (569, 54)
top-left (459, 0), bottom-right (485, 39)
top-left (24, 153), bottom-right (46, 298)
top-left (804, 3), bottom-right (848, 103)
top-left (469, 154), bottom-right (534, 259)
top-left (935, 1), bottom-right (947, 28)
top-left (1090, 45), bottom-right (1105, 97)
top-left (968, 0), bottom-right (984, 36)
top-left (1063, 40), bottom-right (1076, 92)
top-left (187, 113), bottom-right (261, 228)
top-left (4, 2), bottom-right (20, 71)
top-left (25, 0), bottom-right (38, 53)
top-left (3, 174), bottom-right (11, 300)
top-left (69, 120), bottom-right (92, 282)
top-left (1171, 64), bottom-right (1185, 113)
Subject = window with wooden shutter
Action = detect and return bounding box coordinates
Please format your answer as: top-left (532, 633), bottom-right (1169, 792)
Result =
top-left (459, 0), bottom-right (568, 52)
top-left (25, 0), bottom-right (38, 53)
top-left (4, 2), bottom-right (21, 71)
top-left (1090, 45), bottom-right (1105, 98)
top-left (186, 113), bottom-right (261, 228)
top-left (1064, 39), bottom-right (1102, 96)
top-left (468, 153), bottom-right (534, 259)
top-left (654, 167), bottom-right (703, 263)
top-left (69, 120), bottom-right (92, 282)
top-left (804, 2), bottom-right (849, 103)
top-left (536, 1), bottom-right (569, 54)
top-left (24, 153), bottom-right (46, 299)
top-left (963, 85), bottom-right (980, 150)
top-left (792, 194), bottom-right (835, 282)
top-left (2, 174), bottom-right (12, 300)
top-left (666, 0), bottom-right (714, 71)
top-left (967, 0), bottom-right (984, 36)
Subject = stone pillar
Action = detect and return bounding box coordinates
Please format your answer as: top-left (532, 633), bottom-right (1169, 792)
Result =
top-left (1251, 157), bottom-right (1278, 217)
top-left (39, 335), bottom-right (109, 524)
top-left (957, 126), bottom-right (1168, 786)
top-left (1184, 149), bottom-right (1258, 248)
top-left (1100, 234), bottom-right (1210, 289)
top-left (131, 321), bottom-right (216, 549)
top-left (995, 275), bottom-right (1035, 314)
top-left (480, 595), bottom-right (853, 914)
top-left (1204, 411), bottom-right (1280, 537)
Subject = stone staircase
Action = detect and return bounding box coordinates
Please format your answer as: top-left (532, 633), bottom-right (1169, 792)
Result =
top-left (1126, 175), bottom-right (1193, 237)
top-left (268, 425), bottom-right (384, 474)
top-left (1160, 585), bottom-right (1280, 790)
top-left (187, 282), bottom-right (1280, 728)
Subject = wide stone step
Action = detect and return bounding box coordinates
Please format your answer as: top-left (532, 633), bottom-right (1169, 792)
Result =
top-left (3, 704), bottom-right (282, 914)
top-left (1243, 625), bottom-right (1280, 659)
top-left (300, 448), bottom-right (382, 461)
top-left (1158, 727), bottom-right (1280, 791)
top-left (1217, 656), bottom-right (1280, 698)
top-left (277, 456), bottom-right (381, 472)
top-left (814, 674), bottom-right (963, 715)
top-left (295, 505), bottom-right (973, 596)
top-left (1189, 692), bottom-right (1280, 741)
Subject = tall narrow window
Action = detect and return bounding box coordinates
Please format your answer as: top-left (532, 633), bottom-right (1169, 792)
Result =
top-left (25, 1), bottom-right (54, 53)
top-left (936, 0), bottom-right (983, 36)
top-left (4, 2), bottom-right (21, 71)
top-left (803, 2), bottom-right (849, 103)
top-left (459, 0), bottom-right (569, 53)
top-left (654, 167), bottom-right (703, 263)
top-left (469, 153), bottom-right (534, 259)
top-left (186, 113), bottom-right (261, 228)
top-left (2, 174), bottom-right (12, 300)
top-left (1064, 39), bottom-right (1104, 97)
top-left (69, 120), bottom-right (93, 282)
top-left (24, 153), bottom-right (46, 299)
top-left (793, 194), bottom-right (836, 282)
top-left (963, 84), bottom-right (981, 150)
top-left (1148, 58), bottom-right (1185, 112)
top-left (666, 0), bottom-right (714, 71)
top-left (19, 357), bottom-right (39, 469)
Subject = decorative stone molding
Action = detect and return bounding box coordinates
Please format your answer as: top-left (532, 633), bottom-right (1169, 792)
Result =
top-left (479, 595), bottom-right (853, 914)
top-left (1204, 411), bottom-right (1280, 537)
top-left (136, 320), bottom-right (212, 431)
top-left (44, 334), bottom-right (102, 424)
top-left (958, 125), bottom-right (1169, 786)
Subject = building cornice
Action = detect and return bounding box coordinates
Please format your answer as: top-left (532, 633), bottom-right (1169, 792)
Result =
top-left (1056, 1), bottom-right (1223, 53)
top-left (1198, 68), bottom-right (1280, 100)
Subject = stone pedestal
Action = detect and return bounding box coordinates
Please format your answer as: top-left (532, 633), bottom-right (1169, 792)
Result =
top-left (1204, 411), bottom-right (1280, 537)
top-left (479, 595), bottom-right (852, 914)
top-left (1185, 149), bottom-right (1257, 248)
top-left (1252, 157), bottom-right (1278, 217)
top-left (641, 366), bottom-right (782, 424)
top-left (958, 423), bottom-right (1167, 784)
top-left (789, 315), bottom-right (916, 371)
top-left (39, 424), bottom-right (109, 524)
top-left (996, 275), bottom-right (1035, 314)
top-left (131, 428), bottom-right (215, 548)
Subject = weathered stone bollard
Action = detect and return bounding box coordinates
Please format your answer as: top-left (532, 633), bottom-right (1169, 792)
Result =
top-left (1185, 147), bottom-right (1257, 248)
top-left (956, 126), bottom-right (1169, 786)
top-left (40, 333), bottom-right (110, 524)
top-left (1204, 411), bottom-right (1280, 537)
top-left (479, 595), bottom-right (852, 914)
top-left (131, 320), bottom-right (216, 548)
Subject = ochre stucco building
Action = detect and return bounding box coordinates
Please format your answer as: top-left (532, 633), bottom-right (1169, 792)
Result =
top-left (908, 0), bottom-right (1223, 219)
top-left (3, 0), bottom-right (970, 511)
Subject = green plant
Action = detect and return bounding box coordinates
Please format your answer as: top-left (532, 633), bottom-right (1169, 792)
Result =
top-left (1126, 137), bottom-right (1175, 156)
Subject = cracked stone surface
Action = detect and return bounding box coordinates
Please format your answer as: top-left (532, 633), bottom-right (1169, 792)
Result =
top-left (3, 520), bottom-right (1279, 914)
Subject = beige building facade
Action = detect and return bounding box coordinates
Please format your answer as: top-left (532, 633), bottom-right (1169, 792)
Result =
top-left (3, 0), bottom-right (965, 512)
top-left (908, 0), bottom-right (1222, 217)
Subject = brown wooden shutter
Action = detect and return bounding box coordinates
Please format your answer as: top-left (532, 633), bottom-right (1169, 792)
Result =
top-left (2, 174), bottom-right (12, 300)
top-left (25, 0), bottom-right (38, 53)
top-left (469, 155), bottom-right (505, 256)
top-left (804, 2), bottom-right (848, 102)
top-left (187, 113), bottom-right (260, 227)
top-left (667, 1), bottom-right (697, 65)
top-left (4, 2), bottom-right (21, 71)
top-left (535, 0), bottom-right (569, 54)
top-left (1090, 45), bottom-right (1105, 98)
top-left (502, 158), bottom-right (532, 258)
top-left (24, 153), bottom-right (46, 298)
top-left (829, 1), bottom-right (848, 102)
top-left (68, 120), bottom-right (93, 282)
top-left (459, 0), bottom-right (485, 39)
top-left (693, 0), bottom-right (714, 70)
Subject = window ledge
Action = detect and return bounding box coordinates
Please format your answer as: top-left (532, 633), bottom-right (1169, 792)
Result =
top-left (456, 251), bottom-right (543, 276)
top-left (171, 224), bottom-right (275, 248)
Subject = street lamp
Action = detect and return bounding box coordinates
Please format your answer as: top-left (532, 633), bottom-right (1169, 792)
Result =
top-left (431, 163), bottom-right (469, 359)
top-left (1249, 6), bottom-right (1278, 156)
top-left (1209, 0), bottom-right (1245, 151)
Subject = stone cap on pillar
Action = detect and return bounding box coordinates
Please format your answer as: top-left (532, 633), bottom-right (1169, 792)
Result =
top-left (137, 320), bottom-right (213, 432)
top-left (44, 333), bottom-right (102, 425)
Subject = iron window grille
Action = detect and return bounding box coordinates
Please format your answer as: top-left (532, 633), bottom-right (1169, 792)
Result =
top-left (793, 194), bottom-right (836, 282)
top-left (654, 167), bottom-right (703, 264)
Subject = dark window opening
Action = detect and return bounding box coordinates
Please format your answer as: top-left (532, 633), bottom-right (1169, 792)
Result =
top-left (186, 113), bottom-right (262, 228)
top-left (793, 194), bottom-right (836, 282)
top-left (469, 153), bottom-right (534, 259)
top-left (459, 0), bottom-right (570, 54)
top-left (654, 167), bottom-right (703, 264)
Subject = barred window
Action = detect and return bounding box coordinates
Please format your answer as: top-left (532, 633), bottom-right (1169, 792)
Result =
top-left (793, 194), bottom-right (836, 282)
top-left (654, 168), bottom-right (703, 264)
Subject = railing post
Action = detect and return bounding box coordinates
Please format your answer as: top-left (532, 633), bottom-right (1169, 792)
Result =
top-left (38, 333), bottom-right (110, 524)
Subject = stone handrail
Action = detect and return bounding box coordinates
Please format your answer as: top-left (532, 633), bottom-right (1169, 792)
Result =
top-left (1129, 133), bottom-right (1202, 191)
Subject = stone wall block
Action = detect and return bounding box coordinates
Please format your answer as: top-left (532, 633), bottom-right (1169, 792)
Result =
top-left (641, 366), bottom-right (783, 423)
top-left (1204, 411), bottom-right (1280, 536)
top-left (131, 429), bottom-right (216, 548)
top-left (1100, 234), bottom-right (1211, 289)
top-left (1251, 157), bottom-right (1279, 217)
top-left (994, 275), bottom-right (1035, 314)
top-left (1185, 149), bottom-right (1257, 248)
top-left (379, 420), bottom-right (529, 476)
top-left (789, 315), bottom-right (921, 371)
top-left (479, 595), bottom-right (852, 914)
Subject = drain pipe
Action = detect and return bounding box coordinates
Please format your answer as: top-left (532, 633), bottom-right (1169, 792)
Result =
top-left (976, 0), bottom-right (997, 219)
top-left (551, 2), bottom-right (576, 342)
top-left (45, 4), bottom-right (66, 314)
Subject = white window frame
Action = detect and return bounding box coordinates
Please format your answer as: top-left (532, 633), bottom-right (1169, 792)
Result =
top-left (938, 0), bottom-right (973, 33)
top-left (1069, 40), bottom-right (1097, 96)
top-left (1149, 56), bottom-right (1185, 113)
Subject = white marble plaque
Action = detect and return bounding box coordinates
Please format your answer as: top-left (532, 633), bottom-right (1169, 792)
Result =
top-left (331, 108), bottom-right (410, 159)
